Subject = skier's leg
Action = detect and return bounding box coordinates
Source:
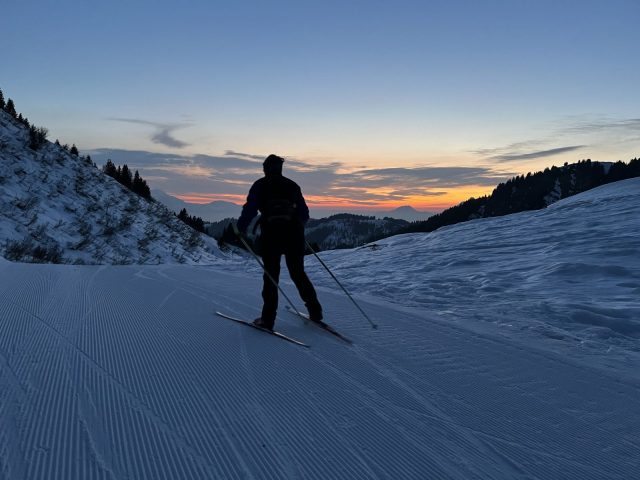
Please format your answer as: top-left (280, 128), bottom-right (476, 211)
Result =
top-left (261, 251), bottom-right (281, 327)
top-left (285, 252), bottom-right (322, 321)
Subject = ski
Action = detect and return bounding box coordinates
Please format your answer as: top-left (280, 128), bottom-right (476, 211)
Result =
top-left (285, 305), bottom-right (353, 345)
top-left (216, 311), bottom-right (310, 348)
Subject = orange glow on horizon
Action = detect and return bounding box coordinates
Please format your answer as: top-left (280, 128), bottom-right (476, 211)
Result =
top-left (173, 184), bottom-right (495, 212)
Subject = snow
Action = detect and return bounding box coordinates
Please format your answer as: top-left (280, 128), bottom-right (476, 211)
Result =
top-left (302, 177), bottom-right (640, 378)
top-left (1, 261), bottom-right (639, 479)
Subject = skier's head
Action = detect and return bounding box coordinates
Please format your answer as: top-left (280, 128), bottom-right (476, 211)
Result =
top-left (263, 154), bottom-right (284, 176)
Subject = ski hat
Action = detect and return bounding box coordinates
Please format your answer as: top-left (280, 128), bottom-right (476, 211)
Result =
top-left (263, 154), bottom-right (284, 175)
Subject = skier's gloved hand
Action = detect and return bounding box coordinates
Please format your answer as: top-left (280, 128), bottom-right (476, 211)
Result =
top-left (232, 223), bottom-right (247, 236)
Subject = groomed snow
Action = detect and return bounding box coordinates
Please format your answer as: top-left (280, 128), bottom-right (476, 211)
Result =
top-left (0, 261), bottom-right (639, 479)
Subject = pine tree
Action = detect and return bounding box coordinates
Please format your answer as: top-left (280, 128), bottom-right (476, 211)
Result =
top-left (193, 216), bottom-right (205, 232)
top-left (137, 172), bottom-right (151, 199)
top-left (132, 170), bottom-right (142, 195)
top-left (28, 125), bottom-right (49, 150)
top-left (141, 179), bottom-right (150, 199)
top-left (103, 159), bottom-right (118, 178)
top-left (120, 164), bottom-right (132, 188)
top-left (70, 144), bottom-right (79, 156)
top-left (128, 170), bottom-right (150, 199)
top-left (5, 99), bottom-right (17, 118)
top-left (0, 89), bottom-right (5, 109)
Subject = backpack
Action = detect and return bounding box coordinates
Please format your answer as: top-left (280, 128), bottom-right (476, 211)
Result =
top-left (262, 198), bottom-right (297, 224)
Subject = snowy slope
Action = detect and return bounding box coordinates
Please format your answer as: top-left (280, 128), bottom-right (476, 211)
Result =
top-left (303, 177), bottom-right (640, 375)
top-left (1, 261), bottom-right (639, 479)
top-left (0, 110), bottom-right (223, 264)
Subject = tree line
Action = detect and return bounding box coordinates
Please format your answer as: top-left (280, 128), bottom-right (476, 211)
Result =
top-left (102, 160), bottom-right (152, 200)
top-left (177, 208), bottom-right (205, 233)
top-left (401, 158), bottom-right (640, 235)
top-left (1, 87), bottom-right (50, 151)
top-left (102, 160), bottom-right (205, 232)
top-left (1, 87), bottom-right (84, 155)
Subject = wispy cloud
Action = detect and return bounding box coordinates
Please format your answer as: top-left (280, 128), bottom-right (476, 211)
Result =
top-left (489, 145), bottom-right (585, 162)
top-left (224, 150), bottom-right (265, 161)
top-left (110, 118), bottom-right (191, 148)
top-left (475, 116), bottom-right (640, 165)
top-left (562, 118), bottom-right (640, 135)
top-left (471, 140), bottom-right (547, 158)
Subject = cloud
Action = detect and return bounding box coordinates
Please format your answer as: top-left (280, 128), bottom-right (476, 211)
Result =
top-left (340, 166), bottom-right (510, 187)
top-left (87, 148), bottom-right (512, 208)
top-left (224, 150), bottom-right (265, 161)
top-left (471, 140), bottom-right (546, 158)
top-left (489, 145), bottom-right (585, 162)
top-left (562, 118), bottom-right (640, 135)
top-left (475, 116), bottom-right (640, 165)
top-left (109, 118), bottom-right (191, 148)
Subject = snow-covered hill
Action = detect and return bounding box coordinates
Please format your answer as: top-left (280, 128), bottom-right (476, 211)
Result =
top-left (304, 177), bottom-right (640, 373)
top-left (0, 110), bottom-right (223, 264)
top-left (1, 177), bottom-right (638, 479)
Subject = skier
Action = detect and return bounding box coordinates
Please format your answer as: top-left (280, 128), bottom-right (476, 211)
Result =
top-left (236, 154), bottom-right (323, 331)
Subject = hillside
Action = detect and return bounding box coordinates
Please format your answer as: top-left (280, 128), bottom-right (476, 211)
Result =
top-left (0, 109), bottom-right (223, 264)
top-left (304, 214), bottom-right (408, 250)
top-left (0, 178), bottom-right (639, 479)
top-left (402, 158), bottom-right (640, 235)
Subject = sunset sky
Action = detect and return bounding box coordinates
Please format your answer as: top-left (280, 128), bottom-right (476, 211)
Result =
top-left (3, 0), bottom-right (639, 214)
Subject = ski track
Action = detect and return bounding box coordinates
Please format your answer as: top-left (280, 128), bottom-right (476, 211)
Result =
top-left (0, 262), bottom-right (639, 479)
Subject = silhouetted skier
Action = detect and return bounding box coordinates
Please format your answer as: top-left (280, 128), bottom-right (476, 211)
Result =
top-left (237, 154), bottom-right (323, 331)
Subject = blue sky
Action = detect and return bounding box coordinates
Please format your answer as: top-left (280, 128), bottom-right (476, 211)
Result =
top-left (2, 0), bottom-right (639, 210)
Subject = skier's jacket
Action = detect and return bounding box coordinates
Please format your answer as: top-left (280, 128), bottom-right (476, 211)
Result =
top-left (237, 173), bottom-right (310, 237)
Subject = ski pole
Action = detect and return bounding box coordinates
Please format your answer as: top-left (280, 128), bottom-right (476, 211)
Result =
top-left (305, 240), bottom-right (378, 329)
top-left (232, 224), bottom-right (305, 320)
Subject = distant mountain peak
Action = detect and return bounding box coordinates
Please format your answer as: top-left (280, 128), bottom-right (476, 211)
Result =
top-left (391, 205), bottom-right (419, 213)
top-left (152, 190), bottom-right (241, 222)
